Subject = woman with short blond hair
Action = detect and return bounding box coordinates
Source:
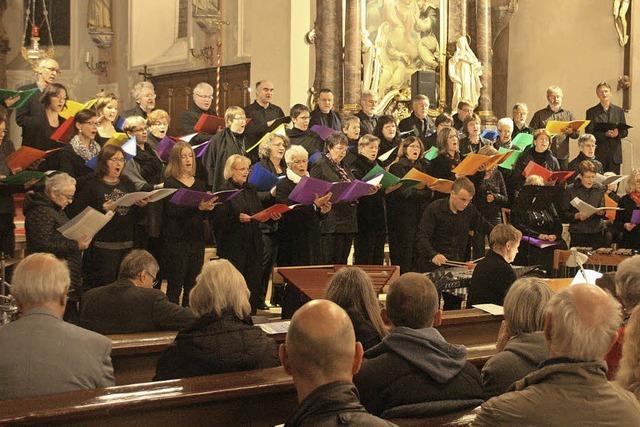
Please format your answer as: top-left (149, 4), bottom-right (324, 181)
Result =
top-left (154, 259), bottom-right (279, 381)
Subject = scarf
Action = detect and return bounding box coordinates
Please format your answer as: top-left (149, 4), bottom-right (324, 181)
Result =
top-left (286, 168), bottom-right (308, 184)
top-left (70, 135), bottom-right (101, 161)
top-left (324, 153), bottom-right (350, 182)
top-left (630, 191), bottom-right (640, 207)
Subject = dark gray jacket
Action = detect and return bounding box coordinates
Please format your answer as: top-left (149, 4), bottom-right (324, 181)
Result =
top-left (563, 180), bottom-right (606, 234)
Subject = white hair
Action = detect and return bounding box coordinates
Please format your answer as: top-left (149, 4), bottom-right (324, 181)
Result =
top-left (615, 255), bottom-right (640, 311)
top-left (193, 82), bottom-right (213, 95)
top-left (132, 81), bottom-right (155, 101)
top-left (189, 259), bottom-right (251, 319)
top-left (504, 278), bottom-right (553, 335)
top-left (45, 173), bottom-right (76, 197)
top-left (497, 117), bottom-right (514, 131)
top-left (11, 253), bottom-right (70, 307)
top-left (284, 145), bottom-right (309, 166)
top-left (578, 133), bottom-right (596, 147)
top-left (546, 284), bottom-right (622, 361)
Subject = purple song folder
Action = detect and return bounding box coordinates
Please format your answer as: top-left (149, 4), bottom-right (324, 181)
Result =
top-left (522, 235), bottom-right (561, 249)
top-left (631, 209), bottom-right (640, 225)
top-left (170, 188), bottom-right (241, 207)
top-left (288, 176), bottom-right (374, 205)
top-left (155, 136), bottom-right (176, 162)
top-left (310, 124), bottom-right (336, 141)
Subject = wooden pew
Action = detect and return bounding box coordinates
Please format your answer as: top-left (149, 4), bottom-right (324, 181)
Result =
top-left (0, 353), bottom-right (489, 427)
top-left (108, 309), bottom-right (502, 385)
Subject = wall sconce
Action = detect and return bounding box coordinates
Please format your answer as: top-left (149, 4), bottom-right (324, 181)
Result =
top-left (85, 51), bottom-right (108, 76)
top-left (189, 37), bottom-right (218, 65)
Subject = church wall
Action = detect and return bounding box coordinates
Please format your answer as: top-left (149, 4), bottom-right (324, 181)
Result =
top-left (506, 0), bottom-right (636, 172)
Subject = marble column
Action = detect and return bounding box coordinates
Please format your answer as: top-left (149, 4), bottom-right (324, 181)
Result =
top-left (343, 0), bottom-right (361, 113)
top-left (0, 0), bottom-right (11, 120)
top-left (476, 0), bottom-right (496, 124)
top-left (313, 0), bottom-right (343, 106)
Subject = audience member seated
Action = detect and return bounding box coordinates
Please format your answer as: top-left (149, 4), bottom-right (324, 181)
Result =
top-left (511, 174), bottom-right (566, 274)
top-left (24, 173), bottom-right (90, 319)
top-left (563, 160), bottom-right (607, 248)
top-left (326, 266), bottom-right (388, 351)
top-left (615, 169), bottom-right (640, 250)
top-left (0, 253), bottom-right (114, 400)
top-left (58, 109), bottom-right (101, 186)
top-left (181, 82), bottom-right (215, 146)
top-left (354, 273), bottom-right (485, 417)
top-left (467, 224), bottom-right (521, 307)
top-left (481, 278), bottom-right (552, 396)
top-left (414, 177), bottom-right (491, 272)
top-left (606, 256), bottom-right (640, 379)
top-left (473, 284), bottom-right (640, 425)
top-left (279, 299), bottom-right (396, 426)
top-left (615, 305), bottom-right (640, 400)
top-left (511, 103), bottom-right (531, 139)
top-left (309, 88), bottom-right (342, 132)
top-left (123, 81), bottom-right (156, 119)
top-left (568, 133), bottom-right (603, 176)
top-left (285, 104), bottom-right (324, 157)
top-left (154, 259), bottom-right (279, 381)
top-left (79, 250), bottom-right (196, 334)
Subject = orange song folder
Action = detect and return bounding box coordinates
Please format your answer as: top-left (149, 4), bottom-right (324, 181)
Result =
top-left (522, 161), bottom-right (574, 184)
top-left (452, 153), bottom-right (491, 175)
top-left (402, 168), bottom-right (454, 193)
top-left (6, 146), bottom-right (61, 173)
top-left (194, 114), bottom-right (226, 134)
top-left (604, 194), bottom-right (618, 222)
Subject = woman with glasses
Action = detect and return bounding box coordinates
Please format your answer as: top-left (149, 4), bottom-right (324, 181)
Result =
top-left (310, 133), bottom-right (358, 264)
top-left (69, 145), bottom-right (148, 289)
top-left (146, 109), bottom-right (171, 150)
top-left (386, 136), bottom-right (432, 273)
top-left (58, 109), bottom-right (101, 186)
top-left (162, 142), bottom-right (217, 306)
top-left (24, 173), bottom-right (90, 320)
top-left (94, 91), bottom-right (119, 146)
top-left (122, 115), bottom-right (165, 251)
top-left (211, 154), bottom-right (275, 314)
top-left (285, 103), bottom-right (324, 158)
top-left (203, 106), bottom-right (248, 192)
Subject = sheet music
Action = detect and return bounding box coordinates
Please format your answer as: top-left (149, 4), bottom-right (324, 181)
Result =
top-left (472, 304), bottom-right (504, 316)
top-left (111, 188), bottom-right (177, 207)
top-left (255, 320), bottom-right (290, 335)
top-left (57, 207), bottom-right (114, 240)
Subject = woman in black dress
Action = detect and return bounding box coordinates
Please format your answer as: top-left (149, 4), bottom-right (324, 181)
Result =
top-left (615, 169), bottom-right (640, 250)
top-left (430, 127), bottom-right (461, 200)
top-left (58, 109), bottom-right (101, 187)
top-left (162, 142), bottom-right (216, 306)
top-left (386, 136), bottom-right (432, 273)
top-left (373, 115), bottom-right (401, 168)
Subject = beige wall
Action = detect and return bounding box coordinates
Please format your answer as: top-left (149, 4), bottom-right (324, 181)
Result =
top-left (507, 0), bottom-right (636, 172)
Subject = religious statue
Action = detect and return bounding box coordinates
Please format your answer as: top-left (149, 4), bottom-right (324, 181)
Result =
top-left (613, 0), bottom-right (630, 47)
top-left (448, 36), bottom-right (483, 110)
top-left (87, 0), bottom-right (113, 48)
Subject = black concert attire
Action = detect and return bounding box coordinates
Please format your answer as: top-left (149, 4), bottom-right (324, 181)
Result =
top-left (430, 152), bottom-right (460, 200)
top-left (122, 104), bottom-right (149, 119)
top-left (161, 177), bottom-right (209, 307)
top-left (459, 136), bottom-right (492, 156)
top-left (285, 127), bottom-right (324, 157)
top-left (0, 141), bottom-right (18, 258)
top-left (585, 103), bottom-right (628, 174)
top-left (512, 123), bottom-right (532, 139)
top-left (386, 157), bottom-right (432, 273)
top-left (470, 169), bottom-right (508, 258)
top-left (310, 154), bottom-right (357, 265)
top-left (309, 107), bottom-right (342, 132)
top-left (373, 130), bottom-right (402, 169)
top-left (356, 110), bottom-right (378, 136)
top-left (14, 82), bottom-right (43, 147)
top-left (244, 101), bottom-right (285, 163)
top-left (350, 154), bottom-right (386, 265)
top-left (563, 180), bottom-right (606, 248)
top-left (615, 193), bottom-right (640, 250)
top-left (398, 112), bottom-right (434, 148)
top-left (58, 135), bottom-right (100, 189)
top-left (210, 179), bottom-right (264, 314)
top-left (512, 146), bottom-right (560, 193)
top-left (467, 249), bottom-right (517, 306)
top-left (529, 106), bottom-right (579, 170)
top-left (181, 101), bottom-right (215, 146)
top-left (203, 128), bottom-right (246, 191)
top-left (568, 152), bottom-right (604, 176)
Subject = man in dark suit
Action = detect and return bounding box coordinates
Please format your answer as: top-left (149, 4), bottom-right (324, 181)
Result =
top-left (356, 90), bottom-right (379, 136)
top-left (398, 94), bottom-right (434, 148)
top-left (585, 82), bottom-right (629, 174)
top-left (13, 58), bottom-right (59, 148)
top-left (80, 250), bottom-right (196, 334)
top-left (181, 81), bottom-right (216, 146)
top-left (244, 80), bottom-right (285, 162)
top-left (0, 253), bottom-right (114, 400)
top-left (123, 81), bottom-right (156, 119)
top-left (309, 88), bottom-right (342, 132)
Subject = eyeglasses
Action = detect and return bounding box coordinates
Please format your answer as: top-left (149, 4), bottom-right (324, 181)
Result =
top-left (144, 270), bottom-right (159, 287)
top-left (132, 127), bottom-right (147, 133)
top-left (43, 66), bottom-right (60, 73)
top-left (108, 157), bottom-right (125, 164)
top-left (195, 93), bottom-right (214, 100)
top-left (59, 192), bottom-right (74, 202)
top-left (233, 116), bottom-right (247, 121)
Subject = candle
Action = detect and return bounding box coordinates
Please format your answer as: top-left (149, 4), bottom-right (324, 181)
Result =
top-left (189, 36), bottom-right (194, 50)
top-left (86, 51), bottom-right (91, 63)
top-left (31, 25), bottom-right (40, 38)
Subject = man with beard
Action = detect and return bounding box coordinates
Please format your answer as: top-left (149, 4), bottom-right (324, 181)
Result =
top-left (356, 90), bottom-right (379, 136)
top-left (244, 80), bottom-right (285, 162)
top-left (529, 86), bottom-right (579, 170)
top-left (123, 81), bottom-right (156, 119)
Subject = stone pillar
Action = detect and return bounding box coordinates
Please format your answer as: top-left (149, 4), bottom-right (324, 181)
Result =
top-left (313, 0), bottom-right (343, 106)
top-left (343, 0), bottom-right (361, 113)
top-left (476, 0), bottom-right (496, 124)
top-left (0, 0), bottom-right (11, 120)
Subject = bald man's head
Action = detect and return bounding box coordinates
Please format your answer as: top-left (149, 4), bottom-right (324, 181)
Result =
top-left (282, 300), bottom-right (362, 383)
top-left (545, 284), bottom-right (622, 361)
